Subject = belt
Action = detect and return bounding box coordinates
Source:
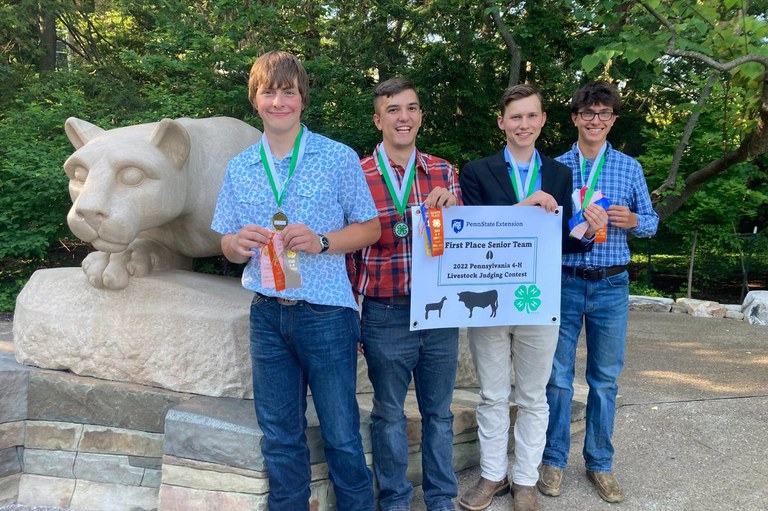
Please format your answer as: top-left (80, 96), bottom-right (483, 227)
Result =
top-left (562, 265), bottom-right (626, 280)
top-left (365, 295), bottom-right (411, 305)
top-left (256, 293), bottom-right (302, 306)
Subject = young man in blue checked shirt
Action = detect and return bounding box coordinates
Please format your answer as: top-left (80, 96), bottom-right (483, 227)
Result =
top-left (212, 50), bottom-right (380, 511)
top-left (538, 81), bottom-right (658, 504)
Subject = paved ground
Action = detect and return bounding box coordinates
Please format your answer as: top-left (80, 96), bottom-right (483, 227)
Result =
top-left (412, 312), bottom-right (768, 511)
top-left (2, 311), bottom-right (767, 510)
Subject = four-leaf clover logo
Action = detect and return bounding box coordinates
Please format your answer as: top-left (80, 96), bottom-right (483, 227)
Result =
top-left (514, 285), bottom-right (541, 313)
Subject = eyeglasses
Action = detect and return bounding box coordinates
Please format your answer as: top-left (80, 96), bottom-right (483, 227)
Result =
top-left (577, 110), bottom-right (615, 121)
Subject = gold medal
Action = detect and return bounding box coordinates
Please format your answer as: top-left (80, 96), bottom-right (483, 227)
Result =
top-left (272, 211), bottom-right (288, 231)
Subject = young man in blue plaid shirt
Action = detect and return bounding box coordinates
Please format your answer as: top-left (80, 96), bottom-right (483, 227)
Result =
top-left (538, 81), bottom-right (658, 504)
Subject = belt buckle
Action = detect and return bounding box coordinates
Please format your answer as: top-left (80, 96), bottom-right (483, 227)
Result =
top-left (277, 298), bottom-right (299, 306)
top-left (581, 267), bottom-right (601, 280)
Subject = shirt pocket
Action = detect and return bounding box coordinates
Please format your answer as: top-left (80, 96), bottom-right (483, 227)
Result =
top-left (292, 180), bottom-right (338, 226)
top-left (237, 189), bottom-right (273, 227)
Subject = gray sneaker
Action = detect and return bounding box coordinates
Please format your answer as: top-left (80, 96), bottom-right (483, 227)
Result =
top-left (586, 470), bottom-right (625, 503)
top-left (536, 464), bottom-right (563, 497)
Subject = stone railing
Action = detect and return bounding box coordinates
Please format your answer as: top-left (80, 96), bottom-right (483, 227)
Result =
top-left (629, 290), bottom-right (768, 325)
top-left (0, 350), bottom-right (492, 511)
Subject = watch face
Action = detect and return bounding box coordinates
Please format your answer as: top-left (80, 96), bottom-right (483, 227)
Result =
top-left (320, 235), bottom-right (330, 251)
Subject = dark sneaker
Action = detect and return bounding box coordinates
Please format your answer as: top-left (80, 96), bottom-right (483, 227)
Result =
top-left (458, 475), bottom-right (510, 511)
top-left (587, 470), bottom-right (625, 503)
top-left (536, 464), bottom-right (563, 497)
top-left (512, 483), bottom-right (540, 511)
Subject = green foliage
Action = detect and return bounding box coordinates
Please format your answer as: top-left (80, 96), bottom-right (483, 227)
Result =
top-left (628, 279), bottom-right (667, 298)
top-left (1, 0), bottom-right (767, 312)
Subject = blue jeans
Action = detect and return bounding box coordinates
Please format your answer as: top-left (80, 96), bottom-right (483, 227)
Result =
top-left (543, 270), bottom-right (629, 473)
top-left (362, 299), bottom-right (458, 511)
top-left (249, 294), bottom-right (373, 511)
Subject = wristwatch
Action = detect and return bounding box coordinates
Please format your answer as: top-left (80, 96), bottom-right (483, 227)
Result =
top-left (318, 234), bottom-right (330, 253)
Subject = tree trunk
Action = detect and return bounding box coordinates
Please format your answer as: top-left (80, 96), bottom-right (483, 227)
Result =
top-left (38, 11), bottom-right (57, 72)
top-left (654, 70), bottom-right (768, 222)
top-left (687, 231), bottom-right (697, 299)
top-left (485, 0), bottom-right (521, 86)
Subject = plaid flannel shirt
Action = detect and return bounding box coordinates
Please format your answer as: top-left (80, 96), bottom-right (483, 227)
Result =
top-left (348, 146), bottom-right (462, 297)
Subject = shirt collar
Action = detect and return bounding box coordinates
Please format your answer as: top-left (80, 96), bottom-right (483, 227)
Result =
top-left (373, 144), bottom-right (430, 174)
top-left (251, 124), bottom-right (313, 164)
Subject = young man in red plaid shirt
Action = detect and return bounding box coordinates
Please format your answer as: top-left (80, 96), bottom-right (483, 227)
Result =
top-left (348, 77), bottom-right (461, 511)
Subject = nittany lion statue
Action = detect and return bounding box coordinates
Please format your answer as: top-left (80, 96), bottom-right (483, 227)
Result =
top-left (63, 117), bottom-right (262, 289)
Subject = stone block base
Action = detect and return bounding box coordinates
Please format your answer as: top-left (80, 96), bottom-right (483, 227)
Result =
top-left (1, 344), bottom-right (497, 510)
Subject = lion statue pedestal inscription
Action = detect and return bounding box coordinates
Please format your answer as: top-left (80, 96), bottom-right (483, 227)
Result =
top-left (14, 117), bottom-right (265, 397)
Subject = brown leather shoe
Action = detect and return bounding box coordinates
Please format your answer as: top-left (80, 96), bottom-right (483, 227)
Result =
top-left (536, 464), bottom-right (563, 497)
top-left (458, 475), bottom-right (510, 511)
top-left (512, 483), bottom-right (540, 511)
top-left (587, 470), bottom-right (625, 503)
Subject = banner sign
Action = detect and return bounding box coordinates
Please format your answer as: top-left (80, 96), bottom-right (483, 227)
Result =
top-left (410, 205), bottom-right (562, 330)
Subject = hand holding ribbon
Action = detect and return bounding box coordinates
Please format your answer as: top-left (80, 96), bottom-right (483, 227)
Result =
top-left (583, 203), bottom-right (609, 237)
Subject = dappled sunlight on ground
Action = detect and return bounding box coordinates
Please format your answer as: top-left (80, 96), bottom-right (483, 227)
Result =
top-left (639, 370), bottom-right (761, 394)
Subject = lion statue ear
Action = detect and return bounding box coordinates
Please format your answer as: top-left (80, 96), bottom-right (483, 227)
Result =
top-left (150, 119), bottom-right (191, 169)
top-left (65, 117), bottom-right (106, 150)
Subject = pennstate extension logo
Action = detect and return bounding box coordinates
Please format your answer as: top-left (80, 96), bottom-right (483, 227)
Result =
top-left (452, 219), bottom-right (465, 233)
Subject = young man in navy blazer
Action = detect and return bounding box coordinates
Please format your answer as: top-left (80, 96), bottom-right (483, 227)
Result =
top-left (458, 84), bottom-right (606, 511)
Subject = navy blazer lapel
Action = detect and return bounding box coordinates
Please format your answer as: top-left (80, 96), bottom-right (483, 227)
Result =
top-left (541, 156), bottom-right (556, 195)
top-left (488, 150), bottom-right (519, 203)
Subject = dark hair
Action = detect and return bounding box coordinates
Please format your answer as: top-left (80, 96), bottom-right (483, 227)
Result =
top-left (248, 51), bottom-right (310, 110)
top-left (499, 84), bottom-right (544, 116)
top-left (570, 81), bottom-right (621, 114)
top-left (373, 77), bottom-right (420, 113)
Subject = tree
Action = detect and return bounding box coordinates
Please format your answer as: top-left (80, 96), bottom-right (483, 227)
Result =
top-left (581, 0), bottom-right (768, 222)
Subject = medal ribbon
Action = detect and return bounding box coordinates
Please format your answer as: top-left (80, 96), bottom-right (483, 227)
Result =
top-left (504, 147), bottom-right (541, 201)
top-left (420, 204), bottom-right (445, 256)
top-left (376, 144), bottom-right (417, 218)
top-left (265, 233), bottom-right (286, 291)
top-left (260, 125), bottom-right (308, 209)
top-left (577, 142), bottom-right (607, 211)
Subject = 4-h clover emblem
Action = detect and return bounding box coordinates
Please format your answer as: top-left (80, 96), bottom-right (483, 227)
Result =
top-left (514, 285), bottom-right (541, 313)
top-left (431, 218), bottom-right (442, 228)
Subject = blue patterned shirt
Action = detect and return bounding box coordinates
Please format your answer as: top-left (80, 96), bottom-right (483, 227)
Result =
top-left (212, 126), bottom-right (378, 309)
top-left (558, 142), bottom-right (658, 267)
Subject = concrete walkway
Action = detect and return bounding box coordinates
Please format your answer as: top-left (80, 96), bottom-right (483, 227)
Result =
top-left (2, 311), bottom-right (767, 510)
top-left (411, 311), bottom-right (768, 511)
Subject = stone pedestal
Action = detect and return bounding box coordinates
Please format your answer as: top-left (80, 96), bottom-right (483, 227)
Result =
top-left (13, 268), bottom-right (480, 398)
top-left (14, 268), bottom-right (254, 398)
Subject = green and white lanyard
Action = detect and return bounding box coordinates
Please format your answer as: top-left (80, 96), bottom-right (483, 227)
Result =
top-left (259, 125), bottom-right (308, 211)
top-left (376, 144), bottom-right (417, 219)
top-left (577, 142), bottom-right (607, 210)
top-left (504, 147), bottom-right (541, 200)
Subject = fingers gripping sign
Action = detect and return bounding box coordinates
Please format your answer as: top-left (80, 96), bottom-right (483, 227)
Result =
top-left (519, 190), bottom-right (559, 213)
top-left (424, 186), bottom-right (458, 209)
